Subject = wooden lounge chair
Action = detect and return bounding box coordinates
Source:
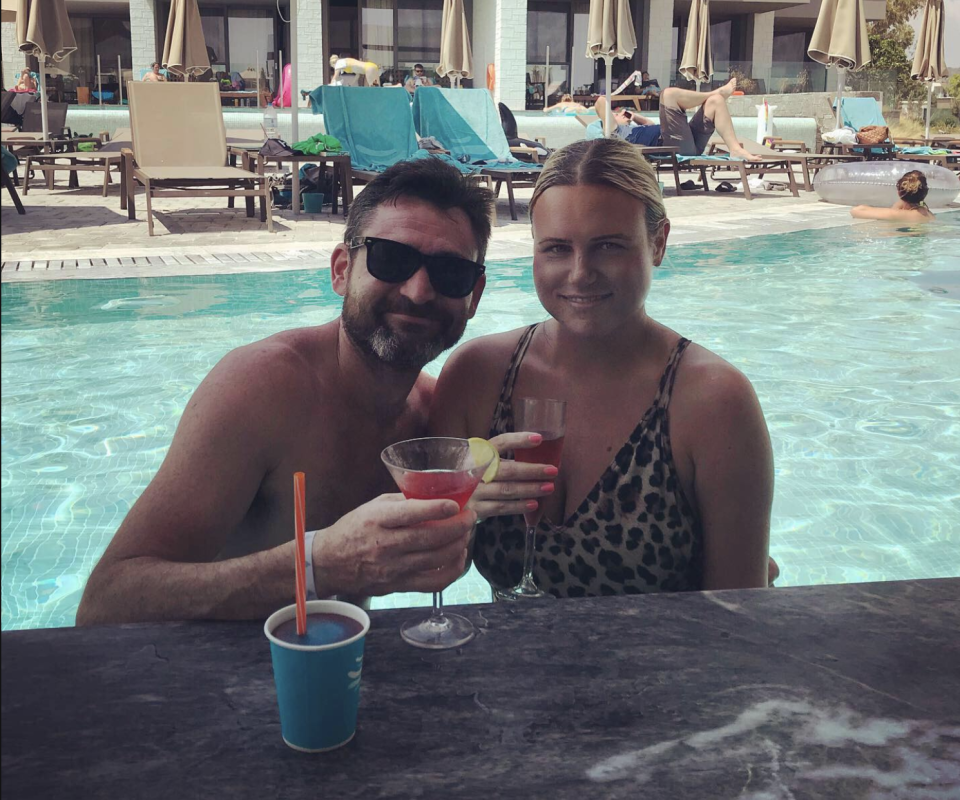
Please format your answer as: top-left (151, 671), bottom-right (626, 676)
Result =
top-left (709, 138), bottom-right (862, 192)
top-left (124, 82), bottom-right (273, 236)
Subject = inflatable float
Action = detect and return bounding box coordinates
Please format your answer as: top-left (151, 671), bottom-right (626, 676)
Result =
top-left (814, 161), bottom-right (959, 208)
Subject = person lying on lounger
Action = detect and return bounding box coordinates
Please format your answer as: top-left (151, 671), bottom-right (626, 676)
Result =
top-left (596, 78), bottom-right (762, 161)
top-left (851, 170), bottom-right (935, 224)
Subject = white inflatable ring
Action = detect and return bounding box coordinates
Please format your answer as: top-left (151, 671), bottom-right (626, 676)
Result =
top-left (814, 161), bottom-right (959, 208)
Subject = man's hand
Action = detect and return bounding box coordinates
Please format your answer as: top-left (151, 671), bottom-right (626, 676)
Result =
top-left (313, 494), bottom-right (477, 597)
top-left (468, 432), bottom-right (557, 521)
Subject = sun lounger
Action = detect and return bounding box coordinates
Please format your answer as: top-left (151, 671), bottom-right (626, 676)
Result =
top-left (709, 137), bottom-right (862, 192)
top-left (2, 144), bottom-right (25, 214)
top-left (124, 82), bottom-right (273, 236)
top-left (412, 87), bottom-right (542, 220)
top-left (319, 85), bottom-right (489, 194)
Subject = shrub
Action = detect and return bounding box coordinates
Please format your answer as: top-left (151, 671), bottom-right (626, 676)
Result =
top-left (928, 109), bottom-right (960, 133)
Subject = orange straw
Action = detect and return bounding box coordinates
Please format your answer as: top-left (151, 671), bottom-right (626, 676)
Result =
top-left (293, 472), bottom-right (307, 636)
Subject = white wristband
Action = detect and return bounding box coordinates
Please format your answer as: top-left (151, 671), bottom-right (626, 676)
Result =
top-left (304, 529), bottom-right (319, 601)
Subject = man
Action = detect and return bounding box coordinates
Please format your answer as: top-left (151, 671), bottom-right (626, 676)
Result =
top-left (404, 64), bottom-right (434, 97)
top-left (76, 159), bottom-right (494, 625)
top-left (596, 79), bottom-right (762, 161)
top-left (142, 63), bottom-right (166, 83)
top-left (613, 70), bottom-right (659, 99)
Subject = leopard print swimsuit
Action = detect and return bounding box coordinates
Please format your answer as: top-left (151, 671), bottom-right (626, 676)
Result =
top-left (474, 324), bottom-right (704, 597)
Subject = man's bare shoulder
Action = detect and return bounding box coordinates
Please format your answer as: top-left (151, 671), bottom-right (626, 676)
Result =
top-left (192, 322), bottom-right (338, 418)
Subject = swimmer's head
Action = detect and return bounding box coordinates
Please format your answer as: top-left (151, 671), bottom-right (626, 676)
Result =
top-left (561, 93), bottom-right (573, 102)
top-left (896, 170), bottom-right (928, 205)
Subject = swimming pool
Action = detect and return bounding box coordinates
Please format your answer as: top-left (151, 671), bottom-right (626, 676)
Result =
top-left (3, 219), bottom-right (958, 630)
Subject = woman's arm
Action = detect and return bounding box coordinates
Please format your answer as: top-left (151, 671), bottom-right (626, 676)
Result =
top-left (851, 205), bottom-right (930, 222)
top-left (684, 364), bottom-right (773, 590)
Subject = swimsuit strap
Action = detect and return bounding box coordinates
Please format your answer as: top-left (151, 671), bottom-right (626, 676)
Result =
top-left (495, 323), bottom-right (539, 410)
top-left (651, 337), bottom-right (692, 412)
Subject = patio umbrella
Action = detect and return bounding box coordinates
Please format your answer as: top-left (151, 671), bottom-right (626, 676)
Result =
top-left (679, 0), bottom-right (712, 92)
top-left (161, 0), bottom-right (209, 80)
top-left (911, 0), bottom-right (946, 140)
top-left (586, 0), bottom-right (636, 137)
top-left (16, 0), bottom-right (77, 139)
top-left (438, 0), bottom-right (473, 88)
top-left (807, 0), bottom-right (871, 129)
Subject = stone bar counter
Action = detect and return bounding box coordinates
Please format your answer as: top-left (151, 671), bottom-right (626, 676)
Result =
top-left (3, 579), bottom-right (958, 798)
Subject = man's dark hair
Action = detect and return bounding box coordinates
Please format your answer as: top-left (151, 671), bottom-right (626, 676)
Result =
top-left (414, 64), bottom-right (425, 70)
top-left (344, 158), bottom-right (494, 262)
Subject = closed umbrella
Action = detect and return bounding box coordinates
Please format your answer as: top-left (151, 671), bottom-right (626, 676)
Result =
top-left (586, 0), bottom-right (636, 137)
top-left (162, 0), bottom-right (209, 80)
top-left (679, 0), bottom-right (712, 92)
top-left (807, 0), bottom-right (871, 129)
top-left (911, 0), bottom-right (946, 140)
top-left (16, 0), bottom-right (76, 139)
top-left (438, 0), bottom-right (473, 88)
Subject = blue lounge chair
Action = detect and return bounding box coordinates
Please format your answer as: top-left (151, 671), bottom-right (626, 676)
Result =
top-left (412, 87), bottom-right (542, 219)
top-left (834, 97), bottom-right (957, 167)
top-left (319, 85), bottom-right (483, 181)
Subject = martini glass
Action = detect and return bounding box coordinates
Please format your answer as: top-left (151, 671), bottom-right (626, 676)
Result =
top-left (494, 397), bottom-right (566, 601)
top-left (381, 437), bottom-right (494, 649)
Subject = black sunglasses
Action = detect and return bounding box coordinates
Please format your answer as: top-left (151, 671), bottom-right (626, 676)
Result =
top-left (347, 236), bottom-right (485, 299)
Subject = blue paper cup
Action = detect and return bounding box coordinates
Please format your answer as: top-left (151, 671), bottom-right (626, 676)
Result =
top-left (264, 600), bottom-right (370, 752)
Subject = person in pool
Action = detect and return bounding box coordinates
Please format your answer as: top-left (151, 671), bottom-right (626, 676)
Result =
top-left (596, 78), bottom-right (763, 161)
top-left (76, 159), bottom-right (537, 625)
top-left (143, 63), bottom-right (166, 83)
top-left (544, 94), bottom-right (588, 113)
top-left (430, 138), bottom-right (775, 597)
top-left (851, 170), bottom-right (936, 223)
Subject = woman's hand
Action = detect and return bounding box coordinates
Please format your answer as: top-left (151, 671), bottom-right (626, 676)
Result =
top-left (469, 432), bottom-right (557, 520)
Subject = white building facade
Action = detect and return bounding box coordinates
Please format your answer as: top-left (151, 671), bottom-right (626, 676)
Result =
top-left (3, 0), bottom-right (888, 111)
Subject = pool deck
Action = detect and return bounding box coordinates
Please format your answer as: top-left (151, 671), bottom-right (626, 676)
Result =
top-left (2, 169), bottom-right (957, 283)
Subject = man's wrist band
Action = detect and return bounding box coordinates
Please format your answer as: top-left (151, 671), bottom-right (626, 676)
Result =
top-left (304, 529), bottom-right (319, 601)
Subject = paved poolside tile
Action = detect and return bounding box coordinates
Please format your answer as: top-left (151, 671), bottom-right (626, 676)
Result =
top-left (4, 167), bottom-right (958, 282)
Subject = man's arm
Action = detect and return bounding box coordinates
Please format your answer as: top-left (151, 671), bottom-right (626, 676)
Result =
top-left (686, 364), bottom-right (773, 590)
top-left (77, 343), bottom-right (476, 626)
top-left (611, 71), bottom-right (642, 96)
top-left (76, 345), bottom-right (301, 624)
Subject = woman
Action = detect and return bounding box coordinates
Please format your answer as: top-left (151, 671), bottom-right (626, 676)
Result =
top-left (543, 94), bottom-right (588, 113)
top-left (431, 138), bottom-right (774, 596)
top-left (851, 170), bottom-right (935, 223)
top-left (14, 69), bottom-right (37, 93)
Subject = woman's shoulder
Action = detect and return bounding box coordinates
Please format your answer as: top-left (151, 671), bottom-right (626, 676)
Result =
top-left (444, 326), bottom-right (534, 376)
top-left (673, 343), bottom-right (760, 414)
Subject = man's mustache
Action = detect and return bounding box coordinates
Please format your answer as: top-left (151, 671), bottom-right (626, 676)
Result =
top-left (378, 298), bottom-right (450, 323)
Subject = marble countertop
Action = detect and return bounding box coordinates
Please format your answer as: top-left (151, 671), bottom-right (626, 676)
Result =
top-left (3, 578), bottom-right (959, 799)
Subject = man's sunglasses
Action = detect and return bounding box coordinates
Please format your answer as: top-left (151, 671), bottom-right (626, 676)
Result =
top-left (347, 236), bottom-right (485, 299)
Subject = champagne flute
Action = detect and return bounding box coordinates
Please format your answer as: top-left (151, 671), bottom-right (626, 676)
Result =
top-left (381, 437), bottom-right (494, 649)
top-left (494, 397), bottom-right (566, 601)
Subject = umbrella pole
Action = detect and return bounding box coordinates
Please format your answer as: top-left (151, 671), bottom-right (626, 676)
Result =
top-left (604, 57), bottom-right (613, 137)
top-left (925, 82), bottom-right (932, 140)
top-left (835, 66), bottom-right (845, 129)
top-left (545, 45), bottom-right (549, 107)
top-left (118, 55), bottom-right (123, 106)
top-left (97, 55), bottom-right (103, 107)
top-left (39, 58), bottom-right (49, 140)
top-left (290, 0), bottom-right (299, 142)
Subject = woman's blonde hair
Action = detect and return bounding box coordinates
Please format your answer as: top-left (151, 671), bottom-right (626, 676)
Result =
top-left (561, 93), bottom-right (573, 102)
top-left (529, 138), bottom-right (667, 237)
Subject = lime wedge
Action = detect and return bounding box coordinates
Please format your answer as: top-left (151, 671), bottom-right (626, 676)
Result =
top-left (468, 437), bottom-right (500, 483)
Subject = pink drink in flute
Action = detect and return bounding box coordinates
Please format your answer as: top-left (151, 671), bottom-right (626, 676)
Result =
top-left (513, 433), bottom-right (565, 527)
top-left (495, 398), bottom-right (567, 601)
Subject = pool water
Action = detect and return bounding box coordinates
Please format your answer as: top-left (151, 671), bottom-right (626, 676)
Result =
top-left (3, 219), bottom-right (959, 630)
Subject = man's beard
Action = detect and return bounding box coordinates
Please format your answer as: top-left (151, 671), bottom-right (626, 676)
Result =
top-left (341, 290), bottom-right (468, 371)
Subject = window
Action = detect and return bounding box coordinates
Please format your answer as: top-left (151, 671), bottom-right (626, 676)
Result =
top-left (398, 0), bottom-right (442, 69)
top-left (362, 0), bottom-right (394, 72)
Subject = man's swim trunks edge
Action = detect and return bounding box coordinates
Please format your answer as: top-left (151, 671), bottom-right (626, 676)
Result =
top-left (659, 104), bottom-right (716, 157)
